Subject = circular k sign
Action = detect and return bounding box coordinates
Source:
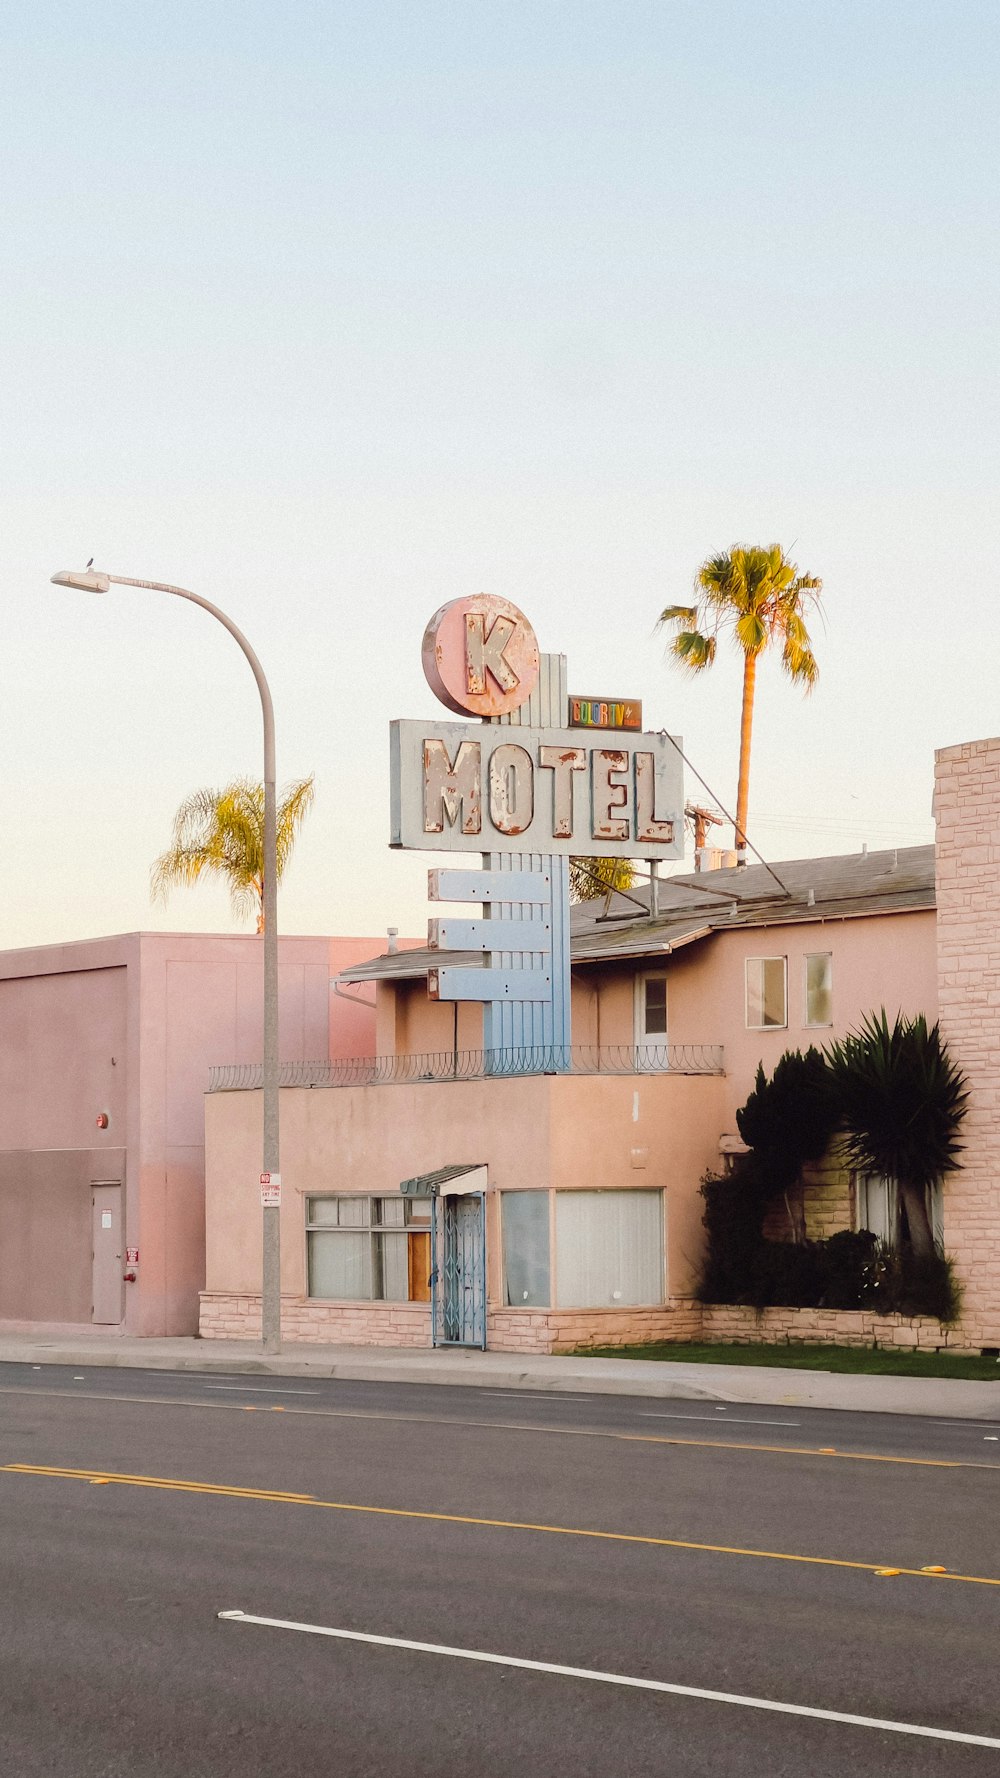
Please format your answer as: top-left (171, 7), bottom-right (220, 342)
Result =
top-left (421, 594), bottom-right (540, 718)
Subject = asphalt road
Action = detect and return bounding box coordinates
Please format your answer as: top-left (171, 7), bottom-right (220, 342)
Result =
top-left (1, 1363), bottom-right (999, 1776)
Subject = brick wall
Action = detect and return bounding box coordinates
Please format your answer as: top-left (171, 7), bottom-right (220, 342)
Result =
top-left (700, 1304), bottom-right (964, 1349)
top-left (198, 1293), bottom-right (705, 1351)
top-left (199, 1293), bottom-right (432, 1347)
top-left (934, 738), bottom-right (1000, 1349)
top-left (761, 1150), bottom-right (854, 1245)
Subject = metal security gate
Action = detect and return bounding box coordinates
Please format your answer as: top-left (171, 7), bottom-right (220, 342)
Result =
top-left (431, 1192), bottom-right (487, 1348)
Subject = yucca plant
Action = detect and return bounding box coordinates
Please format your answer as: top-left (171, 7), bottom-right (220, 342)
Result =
top-left (659, 544), bottom-right (822, 859)
top-left (151, 775), bottom-right (315, 932)
top-left (826, 1011), bottom-right (969, 1259)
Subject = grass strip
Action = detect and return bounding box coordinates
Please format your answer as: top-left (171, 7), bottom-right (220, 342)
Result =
top-left (565, 1339), bottom-right (1000, 1380)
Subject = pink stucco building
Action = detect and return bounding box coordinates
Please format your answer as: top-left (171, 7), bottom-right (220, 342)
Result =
top-left (201, 841), bottom-right (956, 1351)
top-left (0, 933), bottom-right (386, 1335)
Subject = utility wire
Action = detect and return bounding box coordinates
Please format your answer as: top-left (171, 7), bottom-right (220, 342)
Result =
top-left (658, 732), bottom-right (792, 898)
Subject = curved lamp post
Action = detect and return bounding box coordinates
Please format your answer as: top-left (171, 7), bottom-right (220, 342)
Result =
top-left (51, 568), bottom-right (282, 1354)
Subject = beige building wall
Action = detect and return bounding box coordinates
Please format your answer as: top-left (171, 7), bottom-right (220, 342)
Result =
top-left (935, 737), bottom-right (1000, 1348)
top-left (201, 1070), bottom-right (726, 1346)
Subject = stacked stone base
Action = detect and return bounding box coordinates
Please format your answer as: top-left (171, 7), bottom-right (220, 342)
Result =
top-left (200, 1292), bottom-right (975, 1352)
top-left (199, 1293), bottom-right (704, 1351)
top-left (699, 1303), bottom-right (971, 1350)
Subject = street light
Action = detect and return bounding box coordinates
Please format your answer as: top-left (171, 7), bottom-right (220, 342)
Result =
top-left (51, 567), bottom-right (282, 1354)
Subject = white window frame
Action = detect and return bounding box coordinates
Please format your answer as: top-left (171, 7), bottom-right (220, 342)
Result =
top-left (553, 1188), bottom-right (666, 1309)
top-left (804, 952), bottom-right (833, 1028)
top-left (305, 1193), bottom-right (421, 1302)
top-left (745, 956), bottom-right (788, 1031)
top-left (634, 972), bottom-right (669, 1067)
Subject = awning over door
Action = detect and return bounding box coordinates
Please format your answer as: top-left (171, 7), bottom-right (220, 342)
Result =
top-left (400, 1164), bottom-right (488, 1197)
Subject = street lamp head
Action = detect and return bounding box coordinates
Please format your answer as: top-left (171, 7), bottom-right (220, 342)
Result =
top-left (51, 568), bottom-right (111, 594)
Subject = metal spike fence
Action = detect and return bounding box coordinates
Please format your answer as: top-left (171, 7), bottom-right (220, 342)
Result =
top-left (207, 1044), bottom-right (724, 1093)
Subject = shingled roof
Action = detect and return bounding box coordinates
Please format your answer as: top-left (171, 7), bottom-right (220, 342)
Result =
top-left (338, 844), bottom-right (935, 984)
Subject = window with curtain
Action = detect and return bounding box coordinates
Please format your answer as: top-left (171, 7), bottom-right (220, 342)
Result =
top-left (745, 957), bottom-right (787, 1029)
top-left (804, 953), bottom-right (833, 1026)
top-left (855, 1174), bottom-right (898, 1246)
top-left (634, 975), bottom-right (669, 1070)
top-left (554, 1190), bottom-right (664, 1307)
top-left (306, 1196), bottom-right (408, 1301)
top-left (502, 1191), bottom-right (551, 1306)
top-left (855, 1174), bottom-right (944, 1253)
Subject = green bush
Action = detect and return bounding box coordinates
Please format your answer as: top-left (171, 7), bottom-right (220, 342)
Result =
top-left (697, 1184), bottom-right (961, 1321)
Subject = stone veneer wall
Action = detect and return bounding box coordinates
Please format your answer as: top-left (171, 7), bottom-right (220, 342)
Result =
top-left (699, 1304), bottom-right (963, 1349)
top-left (934, 738), bottom-right (1000, 1350)
top-left (199, 1293), bottom-right (705, 1351)
top-left (200, 1292), bottom-right (964, 1350)
top-left (761, 1152), bottom-right (853, 1245)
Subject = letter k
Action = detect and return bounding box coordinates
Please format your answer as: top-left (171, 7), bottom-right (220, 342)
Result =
top-left (465, 612), bottom-right (520, 695)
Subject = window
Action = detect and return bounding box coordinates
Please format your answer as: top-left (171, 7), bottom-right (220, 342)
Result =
top-left (554, 1190), bottom-right (664, 1307)
top-left (855, 1175), bottom-right (944, 1252)
top-left (502, 1192), bottom-right (550, 1306)
top-left (307, 1195), bottom-right (430, 1301)
top-left (855, 1174), bottom-right (898, 1246)
top-left (634, 975), bottom-right (668, 1067)
top-left (805, 953), bottom-right (833, 1027)
top-left (745, 957), bottom-right (787, 1029)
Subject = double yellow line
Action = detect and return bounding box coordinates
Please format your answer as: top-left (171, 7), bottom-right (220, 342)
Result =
top-left (3, 1461), bottom-right (997, 1589)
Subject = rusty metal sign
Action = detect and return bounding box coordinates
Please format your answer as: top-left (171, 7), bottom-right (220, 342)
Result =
top-left (390, 719), bottom-right (683, 859)
top-left (422, 594), bottom-right (540, 718)
top-left (569, 696), bottom-right (642, 731)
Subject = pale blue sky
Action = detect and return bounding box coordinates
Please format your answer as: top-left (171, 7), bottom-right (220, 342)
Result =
top-left (2, 2), bottom-right (997, 946)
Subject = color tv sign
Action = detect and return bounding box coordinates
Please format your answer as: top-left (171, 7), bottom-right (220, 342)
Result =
top-left (390, 594), bottom-right (683, 861)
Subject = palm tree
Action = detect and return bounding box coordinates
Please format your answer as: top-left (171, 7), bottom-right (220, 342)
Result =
top-left (659, 545), bottom-right (822, 862)
top-left (827, 1011), bottom-right (969, 1258)
top-left (151, 776), bottom-right (315, 932)
top-left (569, 857), bottom-right (636, 902)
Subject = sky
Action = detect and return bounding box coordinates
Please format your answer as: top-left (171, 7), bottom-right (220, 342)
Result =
top-left (2, 1), bottom-right (997, 948)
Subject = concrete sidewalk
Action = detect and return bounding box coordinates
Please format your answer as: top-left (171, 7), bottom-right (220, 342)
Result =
top-left (0, 1330), bottom-right (998, 1419)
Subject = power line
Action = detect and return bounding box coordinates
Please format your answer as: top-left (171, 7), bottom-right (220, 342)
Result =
top-left (658, 732), bottom-right (792, 898)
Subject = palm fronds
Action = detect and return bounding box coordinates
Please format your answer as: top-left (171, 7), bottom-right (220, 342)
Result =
top-left (151, 774), bottom-right (315, 927)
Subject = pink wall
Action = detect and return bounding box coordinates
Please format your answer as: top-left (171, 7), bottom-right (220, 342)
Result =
top-left (0, 930), bottom-right (385, 1337)
top-left (203, 1069), bottom-right (725, 1310)
top-left (935, 738), bottom-right (1000, 1346)
top-left (372, 907), bottom-right (938, 1131)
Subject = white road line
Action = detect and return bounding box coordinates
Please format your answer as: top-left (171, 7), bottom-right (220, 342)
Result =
top-left (483, 1392), bottom-right (585, 1402)
top-left (640, 1413), bottom-right (801, 1427)
top-left (201, 1385), bottom-right (322, 1396)
top-left (216, 1610), bottom-right (1000, 1748)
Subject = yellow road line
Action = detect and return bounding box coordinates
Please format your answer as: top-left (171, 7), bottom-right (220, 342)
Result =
top-left (4, 1461), bottom-right (999, 1588)
top-left (1, 1385), bottom-right (997, 1471)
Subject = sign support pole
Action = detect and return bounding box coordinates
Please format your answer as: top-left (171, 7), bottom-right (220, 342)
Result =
top-left (485, 652), bottom-right (572, 1072)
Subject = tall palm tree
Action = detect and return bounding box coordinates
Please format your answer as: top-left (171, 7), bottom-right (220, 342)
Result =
top-left (827, 1011), bottom-right (968, 1258)
top-left (659, 545), bottom-right (822, 862)
top-left (151, 776), bottom-right (315, 932)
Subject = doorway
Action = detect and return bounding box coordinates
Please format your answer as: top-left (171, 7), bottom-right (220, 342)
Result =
top-left (431, 1192), bottom-right (487, 1348)
top-left (91, 1183), bottom-right (124, 1324)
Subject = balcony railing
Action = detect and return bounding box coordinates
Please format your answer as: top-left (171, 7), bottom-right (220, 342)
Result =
top-left (207, 1043), bottom-right (725, 1093)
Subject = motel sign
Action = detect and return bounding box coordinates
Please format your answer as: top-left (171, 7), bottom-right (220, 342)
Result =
top-left (391, 593), bottom-right (683, 861)
top-left (390, 720), bottom-right (682, 859)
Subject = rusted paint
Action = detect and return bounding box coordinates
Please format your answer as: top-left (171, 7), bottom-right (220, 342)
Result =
top-left (422, 738), bottom-right (482, 834)
top-left (421, 594), bottom-right (539, 718)
top-left (591, 749), bottom-right (630, 841)
top-left (538, 744), bottom-right (585, 838)
top-left (487, 742), bottom-right (534, 836)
